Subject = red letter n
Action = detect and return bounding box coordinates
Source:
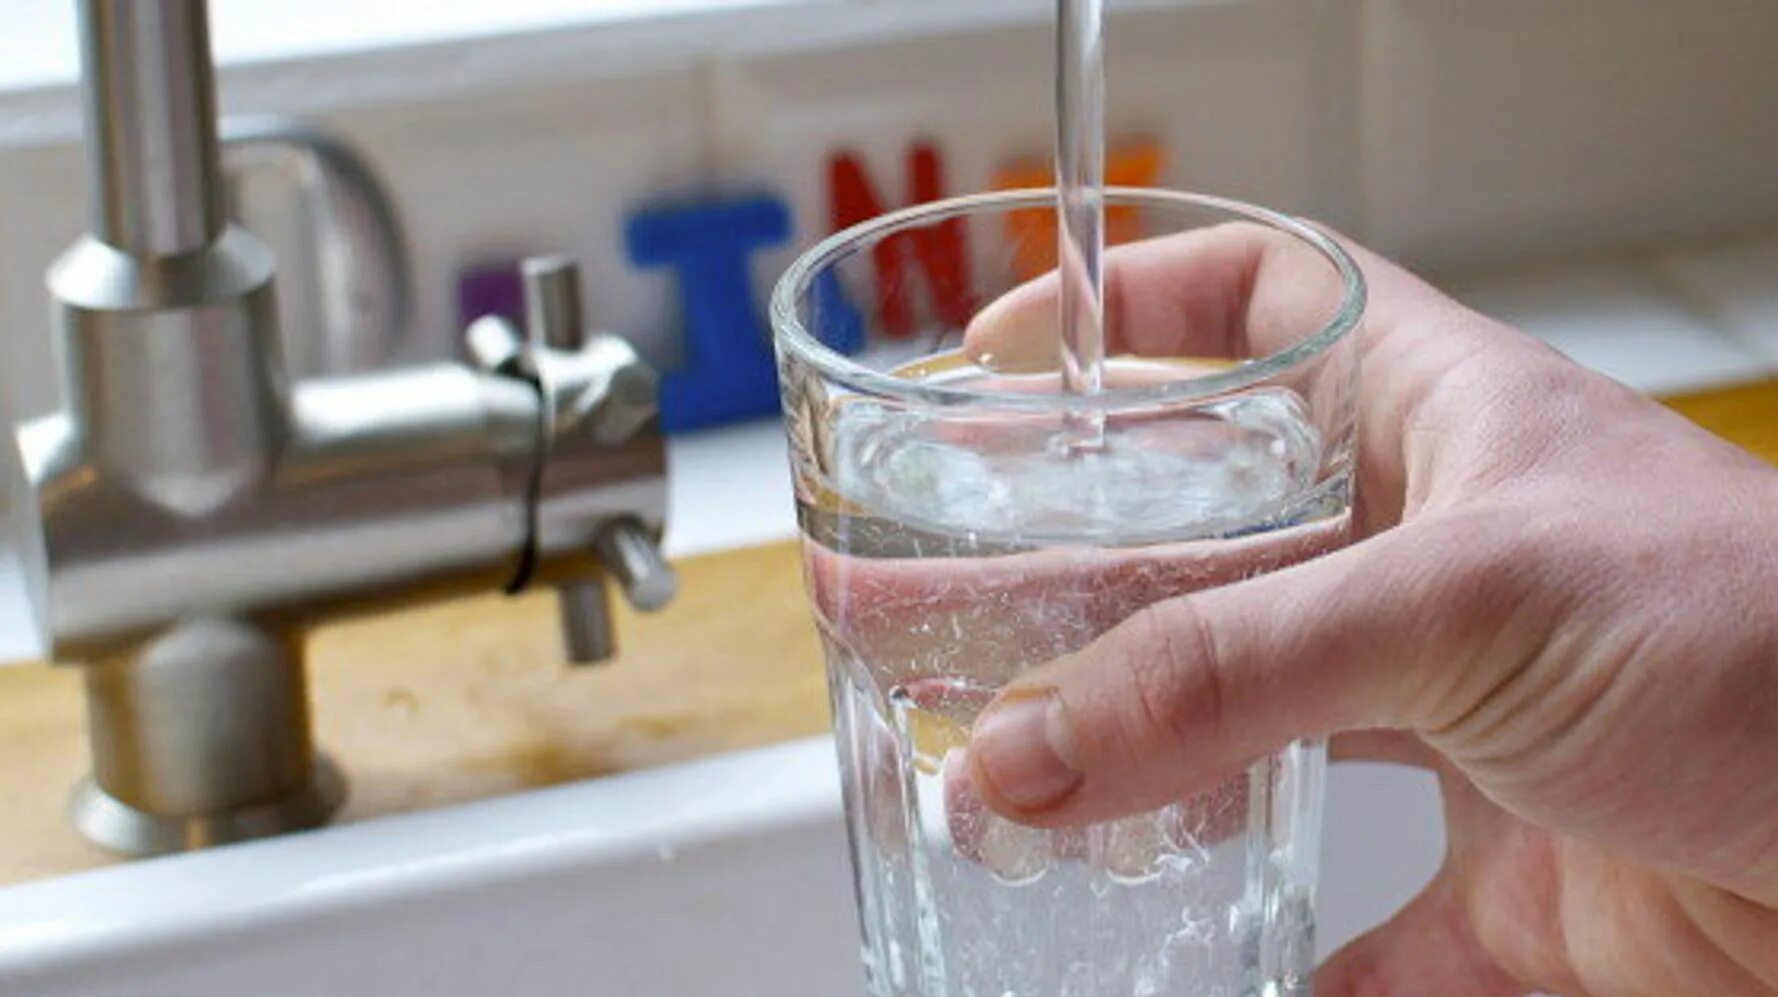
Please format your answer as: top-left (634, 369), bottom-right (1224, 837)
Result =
top-left (827, 142), bottom-right (973, 339)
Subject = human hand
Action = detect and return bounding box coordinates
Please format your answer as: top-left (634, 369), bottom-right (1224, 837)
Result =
top-left (959, 225), bottom-right (1778, 996)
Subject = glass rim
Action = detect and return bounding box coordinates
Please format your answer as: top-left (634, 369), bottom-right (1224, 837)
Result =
top-left (771, 187), bottom-right (1367, 412)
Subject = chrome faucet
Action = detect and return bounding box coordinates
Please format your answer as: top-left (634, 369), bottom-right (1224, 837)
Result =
top-left (4, 0), bottom-right (675, 856)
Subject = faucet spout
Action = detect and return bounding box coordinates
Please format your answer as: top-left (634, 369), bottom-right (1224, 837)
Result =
top-left (79, 0), bottom-right (227, 258)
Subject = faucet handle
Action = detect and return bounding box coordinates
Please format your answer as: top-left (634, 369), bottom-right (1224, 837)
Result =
top-left (557, 577), bottom-right (615, 665)
top-left (222, 117), bottom-right (414, 379)
top-left (520, 255), bottom-right (660, 445)
top-left (522, 255), bottom-right (586, 351)
top-left (592, 519), bottom-right (677, 612)
top-left (557, 521), bottom-right (676, 667)
top-left (464, 315), bottom-right (530, 378)
top-left (510, 255), bottom-right (675, 666)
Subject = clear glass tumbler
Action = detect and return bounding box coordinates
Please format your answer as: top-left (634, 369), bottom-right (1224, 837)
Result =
top-left (772, 189), bottom-right (1365, 997)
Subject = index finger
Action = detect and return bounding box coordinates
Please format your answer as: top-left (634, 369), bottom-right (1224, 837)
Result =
top-left (965, 220), bottom-right (1572, 533)
top-left (964, 222), bottom-right (1360, 372)
top-left (804, 517), bottom-right (1346, 691)
top-left (960, 219), bottom-right (1415, 371)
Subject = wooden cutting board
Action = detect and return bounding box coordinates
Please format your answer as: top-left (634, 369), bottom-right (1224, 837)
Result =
top-left (1, 377), bottom-right (1776, 886)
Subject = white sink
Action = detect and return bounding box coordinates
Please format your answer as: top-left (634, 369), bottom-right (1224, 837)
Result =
top-left (0, 735), bottom-right (1441, 997)
top-left (0, 740), bottom-right (858, 997)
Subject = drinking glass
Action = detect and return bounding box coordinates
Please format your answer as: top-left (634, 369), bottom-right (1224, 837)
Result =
top-left (772, 188), bottom-right (1365, 997)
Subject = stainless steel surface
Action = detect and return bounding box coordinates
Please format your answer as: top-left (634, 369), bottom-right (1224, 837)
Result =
top-left (69, 760), bottom-right (344, 856)
top-left (531, 335), bottom-right (667, 558)
top-left (80, 0), bottom-right (224, 256)
top-left (85, 619), bottom-right (311, 815)
top-left (523, 255), bottom-right (585, 351)
top-left (557, 578), bottom-right (616, 666)
top-left (464, 315), bottom-right (529, 379)
top-left (594, 520), bottom-right (678, 612)
top-left (71, 619), bottom-right (346, 855)
top-left (223, 117), bottom-right (415, 377)
top-left (10, 0), bottom-right (671, 854)
top-left (515, 254), bottom-right (674, 662)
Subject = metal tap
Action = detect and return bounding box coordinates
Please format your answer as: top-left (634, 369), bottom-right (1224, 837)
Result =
top-left (4, 0), bottom-right (675, 856)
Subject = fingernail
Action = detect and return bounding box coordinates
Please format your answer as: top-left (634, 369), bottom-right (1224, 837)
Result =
top-left (972, 341), bottom-right (1059, 374)
top-left (965, 300), bottom-right (1060, 373)
top-left (970, 688), bottom-right (1081, 812)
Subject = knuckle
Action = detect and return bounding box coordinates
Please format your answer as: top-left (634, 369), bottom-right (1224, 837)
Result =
top-left (1107, 599), bottom-right (1227, 754)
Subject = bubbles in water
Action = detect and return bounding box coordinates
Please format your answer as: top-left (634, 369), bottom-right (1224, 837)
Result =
top-left (1060, 962), bottom-right (1096, 997)
top-left (897, 692), bottom-right (972, 776)
top-left (976, 812), bottom-right (1053, 886)
top-left (814, 360), bottom-right (1339, 995)
top-left (830, 374), bottom-right (1324, 545)
top-left (1094, 812), bottom-right (1173, 885)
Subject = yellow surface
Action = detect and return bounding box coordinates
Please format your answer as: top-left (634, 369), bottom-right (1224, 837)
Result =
top-left (2, 377), bottom-right (1778, 885)
top-left (1663, 380), bottom-right (1778, 465)
top-left (0, 541), bottom-right (827, 884)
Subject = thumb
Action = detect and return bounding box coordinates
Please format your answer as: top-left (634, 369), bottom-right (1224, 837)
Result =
top-left (966, 513), bottom-right (1544, 825)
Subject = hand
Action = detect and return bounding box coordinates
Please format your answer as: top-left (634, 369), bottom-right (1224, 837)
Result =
top-left (959, 225), bottom-right (1778, 995)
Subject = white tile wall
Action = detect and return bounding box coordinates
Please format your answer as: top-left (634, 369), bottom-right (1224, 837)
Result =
top-left (325, 74), bottom-right (709, 373)
top-left (717, 0), bottom-right (1360, 307)
top-left (726, 0), bottom-right (1356, 216)
top-left (1108, 0), bottom-right (1359, 227)
top-left (6, 0), bottom-right (1777, 427)
top-left (712, 18), bottom-right (1054, 299)
top-left (1360, 0), bottom-right (1778, 269)
top-left (0, 71), bottom-right (710, 423)
top-left (0, 143), bottom-right (86, 425)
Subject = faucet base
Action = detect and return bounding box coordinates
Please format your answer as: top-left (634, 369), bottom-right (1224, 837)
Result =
top-left (69, 757), bottom-right (344, 857)
top-left (74, 618), bottom-right (346, 855)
